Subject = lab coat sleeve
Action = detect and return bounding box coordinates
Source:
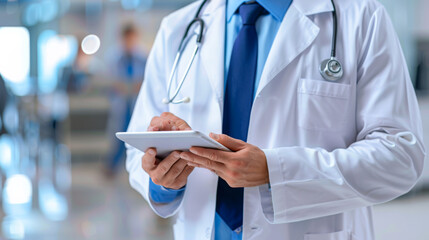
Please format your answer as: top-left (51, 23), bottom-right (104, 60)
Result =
top-left (125, 19), bottom-right (185, 218)
top-left (260, 6), bottom-right (426, 224)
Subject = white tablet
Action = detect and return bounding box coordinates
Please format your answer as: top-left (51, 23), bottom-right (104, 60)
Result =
top-left (116, 130), bottom-right (230, 158)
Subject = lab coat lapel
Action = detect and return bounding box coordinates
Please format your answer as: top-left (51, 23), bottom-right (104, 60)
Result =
top-left (196, 0), bottom-right (334, 103)
top-left (198, 0), bottom-right (226, 111)
top-left (256, 3), bottom-right (325, 96)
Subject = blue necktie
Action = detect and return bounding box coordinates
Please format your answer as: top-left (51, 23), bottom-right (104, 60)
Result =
top-left (217, 2), bottom-right (267, 231)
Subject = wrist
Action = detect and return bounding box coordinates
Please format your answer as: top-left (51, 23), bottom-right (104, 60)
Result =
top-left (259, 148), bottom-right (270, 185)
top-left (163, 184), bottom-right (186, 191)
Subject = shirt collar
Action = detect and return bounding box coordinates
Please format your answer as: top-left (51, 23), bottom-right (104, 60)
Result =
top-left (226, 0), bottom-right (293, 22)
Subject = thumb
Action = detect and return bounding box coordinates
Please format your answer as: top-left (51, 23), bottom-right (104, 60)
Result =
top-left (210, 133), bottom-right (246, 152)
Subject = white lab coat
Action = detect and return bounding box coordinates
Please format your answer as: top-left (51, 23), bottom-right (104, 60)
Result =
top-left (126, 0), bottom-right (426, 239)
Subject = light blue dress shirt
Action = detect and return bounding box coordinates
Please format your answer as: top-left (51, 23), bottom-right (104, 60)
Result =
top-left (149, 0), bottom-right (292, 239)
top-left (149, 178), bottom-right (185, 203)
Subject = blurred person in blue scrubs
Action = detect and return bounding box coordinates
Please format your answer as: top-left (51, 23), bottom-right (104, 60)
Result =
top-left (62, 47), bottom-right (89, 93)
top-left (105, 24), bottom-right (147, 176)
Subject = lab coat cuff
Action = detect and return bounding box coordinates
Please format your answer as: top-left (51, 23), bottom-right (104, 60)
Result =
top-left (260, 149), bottom-right (283, 223)
top-left (258, 183), bottom-right (274, 223)
top-left (148, 182), bottom-right (185, 218)
top-left (139, 164), bottom-right (184, 218)
top-left (263, 148), bottom-right (284, 185)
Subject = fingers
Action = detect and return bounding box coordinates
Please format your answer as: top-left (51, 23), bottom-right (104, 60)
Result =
top-left (174, 165), bottom-right (194, 185)
top-left (180, 152), bottom-right (225, 172)
top-left (141, 148), bottom-right (158, 172)
top-left (165, 158), bottom-right (189, 179)
top-left (153, 151), bottom-right (182, 176)
top-left (148, 116), bottom-right (173, 131)
top-left (150, 151), bottom-right (191, 189)
top-left (188, 147), bottom-right (231, 164)
top-left (161, 159), bottom-right (192, 188)
top-left (142, 148), bottom-right (196, 189)
top-left (147, 112), bottom-right (192, 131)
top-left (210, 133), bottom-right (246, 152)
top-left (161, 112), bottom-right (192, 130)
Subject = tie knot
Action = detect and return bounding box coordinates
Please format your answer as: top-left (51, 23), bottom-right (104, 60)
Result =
top-left (238, 2), bottom-right (267, 25)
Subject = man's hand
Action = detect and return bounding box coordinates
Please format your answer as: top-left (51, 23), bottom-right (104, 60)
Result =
top-left (142, 148), bottom-right (194, 190)
top-left (142, 113), bottom-right (193, 189)
top-left (180, 133), bottom-right (269, 188)
top-left (147, 112), bottom-right (191, 131)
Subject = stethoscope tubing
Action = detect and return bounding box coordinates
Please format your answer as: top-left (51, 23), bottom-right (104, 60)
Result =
top-left (330, 0), bottom-right (338, 58)
top-left (163, 17), bottom-right (204, 104)
top-left (164, 44), bottom-right (200, 104)
top-left (164, 0), bottom-right (343, 104)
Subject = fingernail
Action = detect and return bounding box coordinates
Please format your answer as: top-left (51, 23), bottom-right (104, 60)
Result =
top-left (180, 153), bottom-right (189, 160)
top-left (173, 152), bottom-right (180, 158)
top-left (172, 126), bottom-right (177, 130)
top-left (148, 149), bottom-right (156, 156)
top-left (153, 127), bottom-right (159, 131)
top-left (210, 132), bottom-right (220, 140)
top-left (189, 147), bottom-right (199, 155)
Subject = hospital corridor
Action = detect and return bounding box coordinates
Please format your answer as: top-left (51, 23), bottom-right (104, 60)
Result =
top-left (1, 0), bottom-right (429, 239)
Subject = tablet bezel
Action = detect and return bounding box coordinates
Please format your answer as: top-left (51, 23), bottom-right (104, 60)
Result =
top-left (116, 130), bottom-right (230, 158)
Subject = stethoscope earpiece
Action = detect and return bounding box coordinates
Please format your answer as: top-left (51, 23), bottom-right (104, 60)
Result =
top-left (319, 58), bottom-right (343, 82)
top-left (182, 97), bottom-right (191, 103)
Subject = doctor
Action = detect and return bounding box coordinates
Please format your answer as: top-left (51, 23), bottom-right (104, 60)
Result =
top-left (126, 0), bottom-right (426, 239)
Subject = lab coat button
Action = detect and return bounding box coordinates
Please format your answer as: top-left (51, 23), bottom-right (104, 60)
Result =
top-left (234, 226), bottom-right (242, 234)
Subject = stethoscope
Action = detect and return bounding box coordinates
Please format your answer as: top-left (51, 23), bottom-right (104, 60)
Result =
top-left (162, 0), bottom-right (207, 104)
top-left (162, 0), bottom-right (343, 104)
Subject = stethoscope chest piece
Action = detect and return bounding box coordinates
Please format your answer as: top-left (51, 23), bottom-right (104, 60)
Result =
top-left (319, 57), bottom-right (343, 82)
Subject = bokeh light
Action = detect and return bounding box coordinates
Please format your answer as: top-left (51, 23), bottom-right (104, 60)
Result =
top-left (3, 103), bottom-right (19, 134)
top-left (2, 217), bottom-right (25, 240)
top-left (0, 27), bottom-right (30, 95)
top-left (4, 175), bottom-right (32, 205)
top-left (0, 134), bottom-right (15, 176)
top-left (38, 30), bottom-right (78, 94)
top-left (121, 0), bottom-right (140, 10)
top-left (81, 34), bottom-right (101, 55)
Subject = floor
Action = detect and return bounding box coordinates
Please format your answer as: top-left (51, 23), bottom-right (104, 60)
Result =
top-left (1, 163), bottom-right (174, 240)
top-left (1, 162), bottom-right (428, 240)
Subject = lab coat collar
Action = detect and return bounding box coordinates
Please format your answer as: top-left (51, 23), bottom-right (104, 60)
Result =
top-left (202, 0), bottom-right (334, 17)
top-left (226, 0), bottom-right (293, 22)
top-left (200, 0), bottom-right (225, 16)
top-left (293, 0), bottom-right (334, 16)
top-left (198, 0), bottom-right (330, 104)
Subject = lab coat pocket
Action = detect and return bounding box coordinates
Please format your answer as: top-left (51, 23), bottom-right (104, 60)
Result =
top-left (304, 230), bottom-right (350, 240)
top-left (297, 78), bottom-right (351, 131)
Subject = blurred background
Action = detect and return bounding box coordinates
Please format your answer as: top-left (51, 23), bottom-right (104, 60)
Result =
top-left (0, 0), bottom-right (428, 239)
